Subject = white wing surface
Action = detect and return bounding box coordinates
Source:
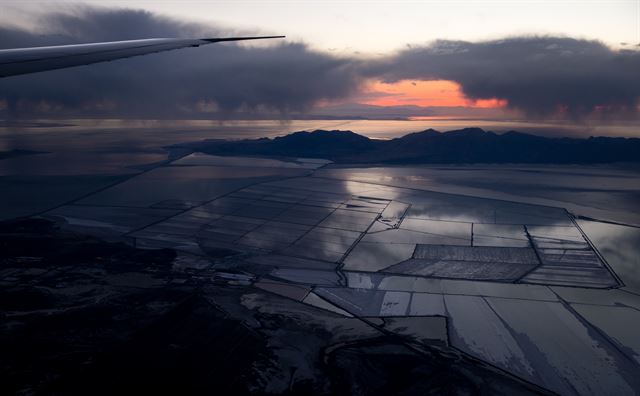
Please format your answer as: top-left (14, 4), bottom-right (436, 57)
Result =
top-left (0, 36), bottom-right (284, 78)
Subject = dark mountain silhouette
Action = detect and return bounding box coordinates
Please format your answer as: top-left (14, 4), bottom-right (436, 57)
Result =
top-left (179, 128), bottom-right (640, 164)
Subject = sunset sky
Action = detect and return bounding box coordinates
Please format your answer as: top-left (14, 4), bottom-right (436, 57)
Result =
top-left (360, 80), bottom-right (508, 108)
top-left (0, 0), bottom-right (638, 122)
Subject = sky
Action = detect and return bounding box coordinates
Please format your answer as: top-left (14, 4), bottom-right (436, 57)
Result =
top-left (5, 1), bottom-right (639, 53)
top-left (0, 0), bottom-right (639, 126)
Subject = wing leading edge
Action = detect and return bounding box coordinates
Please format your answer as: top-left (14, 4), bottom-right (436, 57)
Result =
top-left (0, 36), bottom-right (285, 78)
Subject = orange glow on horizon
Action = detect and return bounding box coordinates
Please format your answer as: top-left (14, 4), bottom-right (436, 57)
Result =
top-left (473, 98), bottom-right (508, 108)
top-left (362, 79), bottom-right (507, 108)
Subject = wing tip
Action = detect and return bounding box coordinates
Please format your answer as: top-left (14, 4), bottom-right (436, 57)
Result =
top-left (201, 36), bottom-right (286, 43)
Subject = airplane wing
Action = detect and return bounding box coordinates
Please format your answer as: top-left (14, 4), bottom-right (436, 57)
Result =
top-left (0, 36), bottom-right (285, 78)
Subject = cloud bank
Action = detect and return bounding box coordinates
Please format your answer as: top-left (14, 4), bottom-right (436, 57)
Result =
top-left (0, 7), bottom-right (361, 118)
top-left (369, 37), bottom-right (640, 118)
top-left (0, 6), bottom-right (638, 120)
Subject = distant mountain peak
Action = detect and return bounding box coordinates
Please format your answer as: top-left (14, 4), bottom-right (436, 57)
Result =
top-left (397, 128), bottom-right (441, 140)
top-left (276, 129), bottom-right (371, 142)
top-left (501, 130), bottom-right (539, 139)
top-left (445, 127), bottom-right (494, 137)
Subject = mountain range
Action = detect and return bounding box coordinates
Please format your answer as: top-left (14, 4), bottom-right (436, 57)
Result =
top-left (178, 128), bottom-right (640, 164)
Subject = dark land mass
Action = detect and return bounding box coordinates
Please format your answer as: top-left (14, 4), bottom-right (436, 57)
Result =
top-left (177, 127), bottom-right (640, 164)
top-left (0, 149), bottom-right (45, 160)
top-left (0, 218), bottom-right (547, 395)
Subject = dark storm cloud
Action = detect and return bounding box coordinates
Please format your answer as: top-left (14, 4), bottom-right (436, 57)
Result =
top-left (367, 37), bottom-right (640, 117)
top-left (0, 7), bottom-right (361, 118)
top-left (0, 7), bottom-right (638, 120)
